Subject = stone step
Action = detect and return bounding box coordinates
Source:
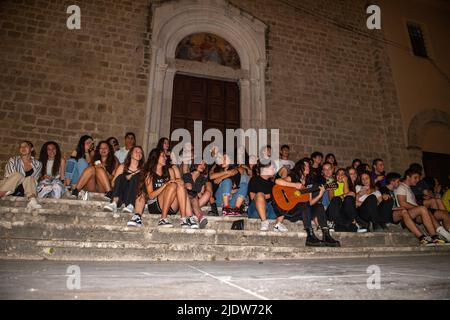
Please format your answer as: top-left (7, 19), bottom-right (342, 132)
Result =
top-left (0, 222), bottom-right (144, 242)
top-left (1, 238), bottom-right (449, 261)
top-left (149, 227), bottom-right (419, 247)
top-left (0, 196), bottom-right (109, 210)
top-left (0, 207), bottom-right (306, 232)
top-left (0, 206), bottom-right (409, 233)
top-left (0, 220), bottom-right (418, 248)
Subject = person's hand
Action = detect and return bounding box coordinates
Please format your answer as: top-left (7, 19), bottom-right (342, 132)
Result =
top-left (185, 183), bottom-right (193, 190)
top-left (294, 183), bottom-right (303, 190)
top-left (360, 186), bottom-right (370, 194)
top-left (228, 169), bottom-right (238, 176)
top-left (382, 194), bottom-right (390, 201)
top-left (376, 175), bottom-right (385, 182)
top-left (42, 175), bottom-right (52, 180)
top-left (342, 175), bottom-right (348, 183)
top-left (318, 185), bottom-right (325, 196)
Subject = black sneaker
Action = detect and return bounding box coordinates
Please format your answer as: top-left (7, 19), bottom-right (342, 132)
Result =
top-left (104, 191), bottom-right (113, 200)
top-left (180, 218), bottom-right (190, 228)
top-left (208, 203), bottom-right (219, 216)
top-left (127, 214), bottom-right (142, 227)
top-left (71, 188), bottom-right (79, 198)
top-left (158, 219), bottom-right (173, 228)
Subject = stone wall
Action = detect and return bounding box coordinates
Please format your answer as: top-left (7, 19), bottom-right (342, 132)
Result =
top-left (228, 0), bottom-right (409, 171)
top-left (0, 0), bottom-right (411, 176)
top-left (0, 0), bottom-right (151, 176)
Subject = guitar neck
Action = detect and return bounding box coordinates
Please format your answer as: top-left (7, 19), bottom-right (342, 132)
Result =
top-left (299, 183), bottom-right (334, 194)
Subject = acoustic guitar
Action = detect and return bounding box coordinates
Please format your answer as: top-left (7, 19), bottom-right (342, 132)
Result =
top-left (272, 182), bottom-right (338, 212)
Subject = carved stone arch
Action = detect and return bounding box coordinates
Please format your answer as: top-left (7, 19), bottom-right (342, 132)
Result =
top-left (407, 108), bottom-right (450, 163)
top-left (143, 0), bottom-right (267, 152)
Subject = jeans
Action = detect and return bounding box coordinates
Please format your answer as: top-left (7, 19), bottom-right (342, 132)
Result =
top-left (215, 175), bottom-right (249, 208)
top-left (247, 200), bottom-right (278, 219)
top-left (65, 158), bottom-right (89, 186)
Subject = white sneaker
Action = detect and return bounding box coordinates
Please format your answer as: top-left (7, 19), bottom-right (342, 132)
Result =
top-left (103, 202), bottom-right (117, 213)
top-left (436, 226), bottom-right (450, 242)
top-left (82, 190), bottom-right (89, 201)
top-left (356, 222), bottom-right (367, 233)
top-left (274, 222), bottom-right (288, 232)
top-left (27, 198), bottom-right (42, 210)
top-left (327, 221), bottom-right (335, 232)
top-left (122, 204), bottom-right (134, 213)
top-left (260, 220), bottom-right (269, 231)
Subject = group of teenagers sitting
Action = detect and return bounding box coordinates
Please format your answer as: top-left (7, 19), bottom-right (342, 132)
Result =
top-left (1, 134), bottom-right (450, 248)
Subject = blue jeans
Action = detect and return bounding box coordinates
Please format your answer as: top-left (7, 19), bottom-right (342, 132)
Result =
top-left (248, 200), bottom-right (278, 220)
top-left (215, 175), bottom-right (249, 207)
top-left (65, 158), bottom-right (89, 186)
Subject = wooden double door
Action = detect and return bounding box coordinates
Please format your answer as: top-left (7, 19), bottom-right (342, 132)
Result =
top-left (170, 74), bottom-right (240, 146)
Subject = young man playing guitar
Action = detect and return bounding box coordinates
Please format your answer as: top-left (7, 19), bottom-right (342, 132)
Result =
top-left (274, 158), bottom-right (340, 247)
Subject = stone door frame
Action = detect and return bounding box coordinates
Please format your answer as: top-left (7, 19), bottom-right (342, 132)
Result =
top-left (143, 0), bottom-right (267, 153)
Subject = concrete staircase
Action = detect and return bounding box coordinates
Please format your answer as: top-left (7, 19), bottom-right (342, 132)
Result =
top-left (1, 195), bottom-right (449, 261)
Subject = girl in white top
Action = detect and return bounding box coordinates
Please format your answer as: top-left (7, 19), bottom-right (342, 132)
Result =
top-left (37, 141), bottom-right (66, 199)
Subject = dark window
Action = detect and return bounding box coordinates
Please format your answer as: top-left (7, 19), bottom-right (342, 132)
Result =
top-left (407, 22), bottom-right (428, 58)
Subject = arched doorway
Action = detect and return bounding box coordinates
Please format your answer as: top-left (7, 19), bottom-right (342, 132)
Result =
top-left (143, 0), bottom-right (267, 152)
top-left (170, 73), bottom-right (240, 144)
top-left (407, 108), bottom-right (450, 186)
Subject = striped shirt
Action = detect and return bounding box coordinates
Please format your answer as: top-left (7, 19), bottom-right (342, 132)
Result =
top-left (4, 156), bottom-right (42, 180)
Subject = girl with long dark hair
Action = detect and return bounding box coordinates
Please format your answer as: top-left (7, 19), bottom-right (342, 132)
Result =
top-left (157, 137), bottom-right (171, 157)
top-left (324, 153), bottom-right (338, 173)
top-left (71, 141), bottom-right (118, 199)
top-left (104, 146), bottom-right (145, 213)
top-left (277, 158), bottom-right (340, 246)
top-left (65, 135), bottom-right (94, 189)
top-left (210, 153), bottom-right (249, 216)
top-left (37, 141), bottom-right (66, 199)
top-left (127, 148), bottom-right (196, 228)
top-left (355, 171), bottom-right (391, 231)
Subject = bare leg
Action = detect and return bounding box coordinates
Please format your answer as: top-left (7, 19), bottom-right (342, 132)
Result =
top-left (190, 196), bottom-right (202, 218)
top-left (159, 183), bottom-right (177, 220)
top-left (435, 198), bottom-right (447, 211)
top-left (198, 191), bottom-right (211, 207)
top-left (134, 194), bottom-right (146, 215)
top-left (222, 195), bottom-right (230, 207)
top-left (408, 206), bottom-right (437, 236)
top-left (175, 183), bottom-right (191, 217)
top-left (433, 210), bottom-right (450, 230)
top-left (394, 209), bottom-right (423, 238)
top-left (234, 196), bottom-right (245, 209)
top-left (276, 215), bottom-right (285, 224)
top-left (75, 167), bottom-right (96, 191)
top-left (95, 167), bottom-right (112, 192)
top-left (255, 192), bottom-right (267, 221)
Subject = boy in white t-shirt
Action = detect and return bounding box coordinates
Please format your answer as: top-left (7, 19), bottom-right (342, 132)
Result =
top-left (395, 168), bottom-right (450, 244)
top-left (274, 145), bottom-right (295, 178)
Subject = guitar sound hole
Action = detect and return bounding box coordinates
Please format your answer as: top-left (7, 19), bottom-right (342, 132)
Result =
top-left (281, 190), bottom-right (289, 203)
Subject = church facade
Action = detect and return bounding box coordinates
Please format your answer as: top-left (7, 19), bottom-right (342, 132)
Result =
top-left (1, 0), bottom-right (449, 176)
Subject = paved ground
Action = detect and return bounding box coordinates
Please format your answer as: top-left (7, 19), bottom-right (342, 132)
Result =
top-left (0, 255), bottom-right (449, 300)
